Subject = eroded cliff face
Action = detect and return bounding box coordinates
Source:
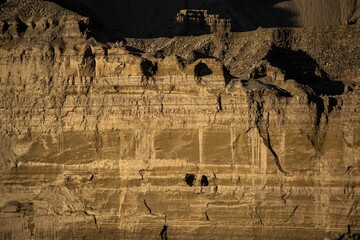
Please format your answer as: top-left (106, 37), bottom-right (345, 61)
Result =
top-left (0, 3), bottom-right (360, 240)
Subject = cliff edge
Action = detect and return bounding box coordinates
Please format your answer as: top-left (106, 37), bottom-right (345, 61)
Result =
top-left (0, 1), bottom-right (360, 239)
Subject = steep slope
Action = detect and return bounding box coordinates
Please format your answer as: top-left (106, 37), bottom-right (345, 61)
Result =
top-left (229, 0), bottom-right (360, 30)
top-left (126, 26), bottom-right (360, 82)
top-left (40, 0), bottom-right (360, 38)
top-left (0, 1), bottom-right (360, 240)
top-left (0, 0), bottom-right (89, 44)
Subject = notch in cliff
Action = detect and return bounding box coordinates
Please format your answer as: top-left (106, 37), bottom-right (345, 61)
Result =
top-left (185, 173), bottom-right (196, 186)
top-left (201, 175), bottom-right (209, 186)
top-left (160, 225), bottom-right (168, 240)
top-left (265, 44), bottom-right (345, 96)
top-left (246, 85), bottom-right (290, 176)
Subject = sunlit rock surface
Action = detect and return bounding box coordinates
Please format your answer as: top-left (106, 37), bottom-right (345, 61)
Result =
top-left (0, 0), bottom-right (360, 239)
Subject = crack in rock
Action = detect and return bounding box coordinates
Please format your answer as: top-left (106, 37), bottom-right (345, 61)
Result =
top-left (252, 96), bottom-right (289, 175)
top-left (160, 225), bottom-right (168, 240)
top-left (143, 199), bottom-right (152, 214)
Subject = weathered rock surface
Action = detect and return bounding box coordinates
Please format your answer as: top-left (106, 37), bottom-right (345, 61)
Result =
top-left (43, 0), bottom-right (360, 38)
top-left (0, 1), bottom-right (360, 239)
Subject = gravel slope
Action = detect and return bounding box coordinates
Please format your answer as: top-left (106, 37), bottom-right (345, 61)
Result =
top-left (1, 0), bottom-right (359, 38)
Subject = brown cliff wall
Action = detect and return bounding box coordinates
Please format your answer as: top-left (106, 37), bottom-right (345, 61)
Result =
top-left (0, 12), bottom-right (360, 240)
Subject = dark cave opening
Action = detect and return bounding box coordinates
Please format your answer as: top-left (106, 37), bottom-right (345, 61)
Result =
top-left (185, 173), bottom-right (195, 187)
top-left (201, 175), bottom-right (209, 186)
top-left (194, 62), bottom-right (213, 78)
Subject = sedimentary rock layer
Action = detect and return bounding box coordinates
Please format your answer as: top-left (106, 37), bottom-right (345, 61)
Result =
top-left (0, 4), bottom-right (360, 240)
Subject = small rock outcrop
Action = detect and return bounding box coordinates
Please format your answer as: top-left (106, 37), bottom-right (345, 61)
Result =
top-left (172, 9), bottom-right (231, 36)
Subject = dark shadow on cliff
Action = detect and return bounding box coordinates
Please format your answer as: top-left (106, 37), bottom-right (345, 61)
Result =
top-left (229, 0), bottom-right (297, 32)
top-left (265, 45), bottom-right (345, 96)
top-left (332, 225), bottom-right (360, 240)
top-left (264, 44), bottom-right (345, 128)
top-left (45, 0), bottom-right (296, 41)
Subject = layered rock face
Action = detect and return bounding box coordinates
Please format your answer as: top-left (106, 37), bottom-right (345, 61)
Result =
top-left (1, 2), bottom-right (360, 239)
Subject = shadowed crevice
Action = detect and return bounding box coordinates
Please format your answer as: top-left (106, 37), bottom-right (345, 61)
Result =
top-left (265, 45), bottom-right (345, 96)
top-left (201, 175), bottom-right (209, 186)
top-left (194, 62), bottom-right (213, 78)
top-left (185, 173), bottom-right (195, 186)
top-left (160, 225), bottom-right (168, 240)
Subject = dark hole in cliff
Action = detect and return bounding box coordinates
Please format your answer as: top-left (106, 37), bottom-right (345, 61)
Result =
top-left (307, 95), bottom-right (325, 128)
top-left (113, 85), bottom-right (120, 92)
top-left (217, 94), bottom-right (223, 112)
top-left (265, 45), bottom-right (345, 95)
top-left (347, 85), bottom-right (354, 93)
top-left (201, 175), bottom-right (209, 186)
top-left (16, 19), bottom-right (28, 34)
top-left (328, 97), bottom-right (338, 113)
top-left (78, 20), bottom-right (88, 34)
top-left (2, 21), bottom-right (10, 33)
top-left (83, 46), bottom-right (94, 58)
top-left (223, 65), bottom-right (236, 85)
top-left (191, 50), bottom-right (211, 61)
top-left (52, 20), bottom-right (59, 27)
top-left (152, 63), bottom-right (158, 75)
top-left (160, 225), bottom-right (168, 240)
top-left (185, 173), bottom-right (195, 187)
top-left (141, 60), bottom-right (158, 79)
top-left (194, 62), bottom-right (213, 78)
top-left (155, 50), bottom-right (165, 59)
top-left (351, 233), bottom-right (360, 239)
top-left (15, 203), bottom-right (21, 212)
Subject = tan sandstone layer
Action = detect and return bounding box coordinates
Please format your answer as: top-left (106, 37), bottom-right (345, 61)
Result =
top-left (0, 1), bottom-right (360, 239)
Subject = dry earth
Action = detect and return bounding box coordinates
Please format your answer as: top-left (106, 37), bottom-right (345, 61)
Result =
top-left (0, 0), bottom-right (360, 239)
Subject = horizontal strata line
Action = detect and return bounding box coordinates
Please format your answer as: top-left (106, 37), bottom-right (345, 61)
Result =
top-left (1, 181), bottom-right (352, 192)
top-left (117, 185), bottom-right (348, 193)
top-left (0, 81), bottom-right (227, 84)
top-left (0, 105), bottom-right (242, 108)
top-left (0, 83), bottom-right (227, 86)
top-left (18, 161), bottom-right (256, 168)
top-left (0, 77), bottom-right (227, 79)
